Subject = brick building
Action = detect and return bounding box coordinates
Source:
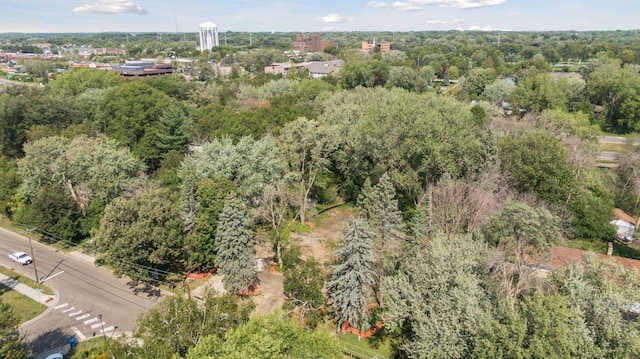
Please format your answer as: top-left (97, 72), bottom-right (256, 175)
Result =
top-left (293, 33), bottom-right (338, 52)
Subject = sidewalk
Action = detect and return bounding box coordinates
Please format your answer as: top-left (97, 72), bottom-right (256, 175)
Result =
top-left (0, 273), bottom-right (56, 307)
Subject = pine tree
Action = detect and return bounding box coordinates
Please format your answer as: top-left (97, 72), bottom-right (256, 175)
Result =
top-left (327, 217), bottom-right (376, 331)
top-left (357, 173), bottom-right (405, 307)
top-left (216, 194), bottom-right (257, 294)
top-left (156, 104), bottom-right (190, 157)
top-left (410, 189), bottom-right (432, 243)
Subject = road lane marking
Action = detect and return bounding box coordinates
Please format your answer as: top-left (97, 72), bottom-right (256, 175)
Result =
top-left (76, 314), bottom-right (91, 321)
top-left (84, 317), bottom-right (98, 325)
top-left (71, 326), bottom-right (87, 340)
top-left (54, 303), bottom-right (68, 310)
top-left (61, 306), bottom-right (75, 314)
top-left (41, 270), bottom-right (65, 283)
top-left (100, 325), bottom-right (115, 334)
top-left (68, 310), bottom-right (82, 317)
top-left (91, 321), bottom-right (106, 329)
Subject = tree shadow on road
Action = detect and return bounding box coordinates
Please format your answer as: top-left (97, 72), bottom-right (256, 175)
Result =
top-left (128, 281), bottom-right (162, 299)
top-left (23, 327), bottom-right (70, 355)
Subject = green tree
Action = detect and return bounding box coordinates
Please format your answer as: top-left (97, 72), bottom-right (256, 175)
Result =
top-left (463, 68), bottom-right (497, 98)
top-left (90, 187), bottom-right (186, 282)
top-left (13, 184), bottom-right (84, 242)
top-left (386, 66), bottom-right (417, 91)
top-left (0, 300), bottom-right (26, 358)
top-left (279, 118), bottom-right (336, 224)
top-left (216, 194), bottom-right (257, 294)
top-left (549, 254), bottom-right (640, 357)
top-left (384, 232), bottom-right (491, 359)
top-left (185, 177), bottom-right (237, 272)
top-left (499, 131), bottom-right (575, 204)
top-left (47, 67), bottom-right (121, 96)
top-left (357, 173), bottom-right (404, 306)
top-left (0, 156), bottom-right (20, 217)
top-left (483, 78), bottom-right (516, 106)
top-left (473, 293), bottom-right (596, 359)
top-left (283, 258), bottom-right (325, 328)
top-left (100, 81), bottom-right (173, 165)
top-left (18, 135), bottom-right (144, 218)
top-left (254, 180), bottom-right (293, 268)
top-left (322, 87), bottom-right (483, 205)
top-left (186, 312), bottom-right (341, 359)
top-left (482, 200), bottom-right (561, 249)
top-left (340, 60), bottom-right (389, 89)
top-left (511, 73), bottom-right (569, 113)
top-left (135, 291), bottom-right (253, 358)
top-left (154, 104), bottom-right (191, 158)
top-left (179, 136), bottom-right (289, 202)
top-left (327, 217), bottom-right (376, 331)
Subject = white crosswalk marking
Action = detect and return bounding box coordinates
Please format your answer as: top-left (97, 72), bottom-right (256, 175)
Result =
top-left (71, 326), bottom-right (87, 340)
top-left (68, 310), bottom-right (82, 317)
top-left (54, 303), bottom-right (68, 310)
top-left (91, 321), bottom-right (106, 329)
top-left (84, 317), bottom-right (98, 325)
top-left (76, 314), bottom-right (91, 321)
top-left (100, 325), bottom-right (115, 334)
top-left (61, 306), bottom-right (75, 314)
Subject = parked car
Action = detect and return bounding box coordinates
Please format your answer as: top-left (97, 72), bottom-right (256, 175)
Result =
top-left (45, 354), bottom-right (66, 359)
top-left (8, 251), bottom-right (32, 265)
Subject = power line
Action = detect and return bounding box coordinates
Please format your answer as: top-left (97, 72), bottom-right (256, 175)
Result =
top-left (11, 223), bottom-right (184, 283)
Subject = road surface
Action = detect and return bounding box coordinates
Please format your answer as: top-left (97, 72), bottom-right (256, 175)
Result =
top-left (0, 227), bottom-right (162, 354)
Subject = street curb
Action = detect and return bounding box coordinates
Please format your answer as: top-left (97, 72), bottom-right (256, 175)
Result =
top-left (20, 287), bottom-right (60, 328)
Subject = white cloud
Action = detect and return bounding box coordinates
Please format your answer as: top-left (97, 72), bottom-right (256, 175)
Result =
top-left (458, 23), bottom-right (510, 31)
top-left (393, 2), bottom-right (422, 11)
top-left (409, 0), bottom-right (506, 9)
top-left (72, 0), bottom-right (147, 15)
top-left (367, 1), bottom-right (389, 7)
top-left (321, 13), bottom-right (342, 23)
top-left (426, 18), bottom-right (465, 24)
top-left (450, 0), bottom-right (507, 9)
top-left (320, 13), bottom-right (353, 23)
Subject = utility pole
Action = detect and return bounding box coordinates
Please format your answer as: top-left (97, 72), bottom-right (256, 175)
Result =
top-left (98, 314), bottom-right (112, 357)
top-left (26, 229), bottom-right (40, 285)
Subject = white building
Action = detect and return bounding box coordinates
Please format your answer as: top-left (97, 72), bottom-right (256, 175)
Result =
top-left (199, 21), bottom-right (219, 52)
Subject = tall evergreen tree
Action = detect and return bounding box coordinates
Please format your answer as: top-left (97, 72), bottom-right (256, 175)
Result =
top-left (410, 189), bottom-right (432, 243)
top-left (327, 217), bottom-right (376, 331)
top-left (357, 173), bottom-right (405, 306)
top-left (155, 104), bottom-right (190, 157)
top-left (216, 194), bottom-right (257, 294)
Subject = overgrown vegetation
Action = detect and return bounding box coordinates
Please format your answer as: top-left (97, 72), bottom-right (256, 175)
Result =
top-left (2, 29), bottom-right (640, 358)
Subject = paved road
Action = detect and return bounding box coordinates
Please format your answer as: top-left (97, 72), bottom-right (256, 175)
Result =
top-left (0, 227), bottom-right (162, 354)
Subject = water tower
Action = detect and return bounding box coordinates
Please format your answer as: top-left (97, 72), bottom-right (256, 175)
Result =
top-left (199, 21), bottom-right (219, 51)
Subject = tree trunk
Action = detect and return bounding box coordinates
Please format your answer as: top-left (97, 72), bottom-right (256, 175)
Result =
top-left (276, 240), bottom-right (283, 268)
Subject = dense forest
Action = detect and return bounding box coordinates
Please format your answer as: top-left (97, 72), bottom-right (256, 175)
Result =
top-left (1, 30), bottom-right (640, 358)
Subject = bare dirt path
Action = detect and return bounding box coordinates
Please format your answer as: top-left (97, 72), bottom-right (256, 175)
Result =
top-left (191, 206), bottom-right (352, 315)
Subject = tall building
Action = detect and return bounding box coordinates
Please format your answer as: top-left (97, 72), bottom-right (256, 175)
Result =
top-left (199, 21), bottom-right (219, 51)
top-left (293, 33), bottom-right (338, 52)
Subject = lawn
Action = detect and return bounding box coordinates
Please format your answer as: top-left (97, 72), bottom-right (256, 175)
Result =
top-left (0, 265), bottom-right (54, 295)
top-left (337, 331), bottom-right (392, 359)
top-left (0, 288), bottom-right (46, 323)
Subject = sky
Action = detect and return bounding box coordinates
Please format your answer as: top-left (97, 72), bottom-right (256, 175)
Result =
top-left (0, 0), bottom-right (638, 33)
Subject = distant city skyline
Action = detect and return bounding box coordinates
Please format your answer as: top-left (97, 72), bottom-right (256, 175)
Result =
top-left (0, 0), bottom-right (638, 34)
